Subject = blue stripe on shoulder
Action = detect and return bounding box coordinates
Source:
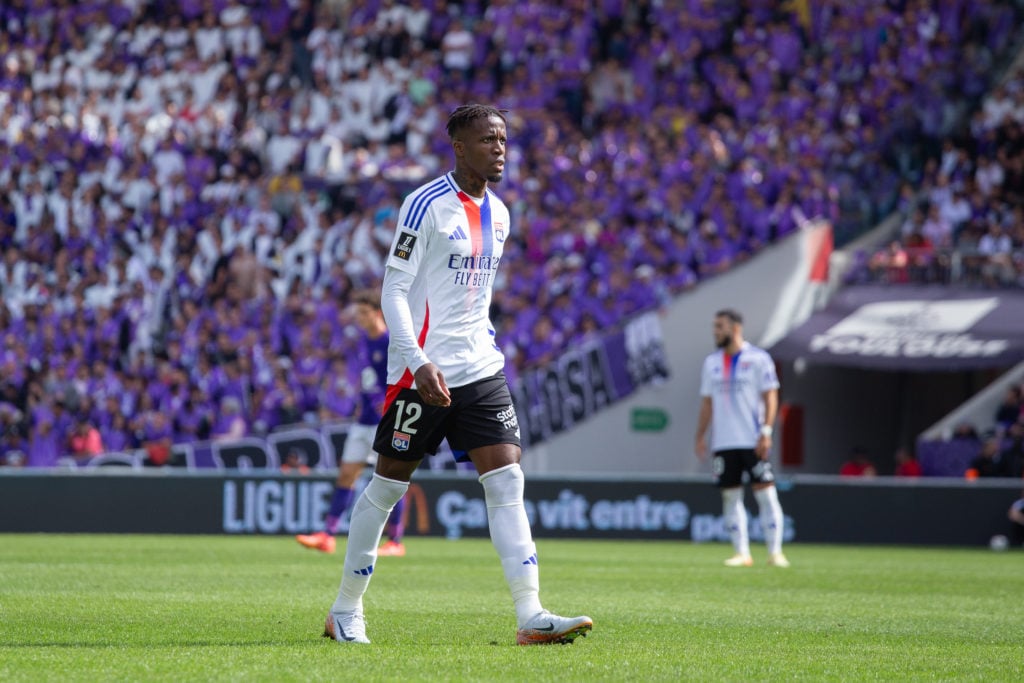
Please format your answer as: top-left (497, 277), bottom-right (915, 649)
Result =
top-left (408, 182), bottom-right (453, 232)
top-left (403, 178), bottom-right (447, 230)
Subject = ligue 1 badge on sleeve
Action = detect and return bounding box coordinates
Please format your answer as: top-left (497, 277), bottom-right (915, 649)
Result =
top-left (393, 232), bottom-right (417, 260)
top-left (392, 431), bottom-right (411, 451)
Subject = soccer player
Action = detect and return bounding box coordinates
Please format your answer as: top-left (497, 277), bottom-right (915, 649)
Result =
top-left (695, 308), bottom-right (789, 568)
top-left (296, 290), bottom-right (407, 556)
top-left (322, 104), bottom-right (592, 646)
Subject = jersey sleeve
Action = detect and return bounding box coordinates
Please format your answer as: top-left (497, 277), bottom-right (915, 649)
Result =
top-left (699, 356), bottom-right (713, 397)
top-left (758, 351), bottom-right (781, 392)
top-left (385, 196), bottom-right (430, 276)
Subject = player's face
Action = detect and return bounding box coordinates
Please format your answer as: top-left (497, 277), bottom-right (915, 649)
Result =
top-left (713, 316), bottom-right (735, 349)
top-left (454, 115), bottom-right (507, 184)
top-left (353, 303), bottom-right (378, 332)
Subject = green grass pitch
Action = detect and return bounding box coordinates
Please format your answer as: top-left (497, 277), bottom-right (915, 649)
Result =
top-left (1, 534), bottom-right (1022, 682)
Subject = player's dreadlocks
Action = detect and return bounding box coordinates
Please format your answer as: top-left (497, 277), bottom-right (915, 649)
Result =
top-left (446, 104), bottom-right (508, 139)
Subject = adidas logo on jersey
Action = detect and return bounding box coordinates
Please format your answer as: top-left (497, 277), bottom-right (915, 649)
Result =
top-left (448, 225), bottom-right (468, 240)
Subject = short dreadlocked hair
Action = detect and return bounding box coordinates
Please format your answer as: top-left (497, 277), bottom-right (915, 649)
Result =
top-left (446, 104), bottom-right (508, 139)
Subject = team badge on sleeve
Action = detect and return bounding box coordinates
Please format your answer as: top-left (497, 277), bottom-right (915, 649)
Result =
top-left (393, 233), bottom-right (417, 260)
top-left (392, 431), bottom-right (411, 451)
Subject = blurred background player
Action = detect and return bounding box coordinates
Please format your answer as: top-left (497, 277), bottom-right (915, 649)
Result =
top-left (695, 308), bottom-right (788, 568)
top-left (296, 290), bottom-right (407, 556)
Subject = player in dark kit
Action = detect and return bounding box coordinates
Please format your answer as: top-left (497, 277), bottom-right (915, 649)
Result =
top-left (321, 104), bottom-right (592, 646)
top-left (296, 290), bottom-right (407, 556)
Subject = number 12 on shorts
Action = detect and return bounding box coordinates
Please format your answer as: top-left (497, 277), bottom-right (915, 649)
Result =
top-left (391, 399), bottom-right (421, 452)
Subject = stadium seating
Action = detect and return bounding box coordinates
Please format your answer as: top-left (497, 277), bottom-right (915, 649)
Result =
top-left (0, 0), bottom-right (1021, 466)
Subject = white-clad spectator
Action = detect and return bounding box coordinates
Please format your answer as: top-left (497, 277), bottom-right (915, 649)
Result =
top-left (982, 85), bottom-right (1015, 130)
top-left (364, 113), bottom-right (391, 145)
top-left (308, 82), bottom-right (333, 131)
top-left (404, 0), bottom-right (430, 41)
top-left (151, 137), bottom-right (186, 185)
top-left (978, 221), bottom-right (1015, 286)
top-left (306, 10), bottom-right (343, 55)
top-left (244, 196), bottom-right (282, 243)
top-left (343, 64), bottom-right (375, 117)
top-left (406, 100), bottom-right (438, 158)
top-left (192, 57), bottom-right (229, 108)
top-left (939, 189), bottom-right (971, 231)
top-left (921, 204), bottom-right (953, 249)
top-left (208, 86), bottom-right (239, 132)
top-left (223, 3), bottom-right (262, 59)
top-left (340, 97), bottom-right (372, 143)
top-left (296, 189), bottom-right (327, 232)
top-left (135, 58), bottom-right (167, 111)
top-left (11, 179), bottom-right (46, 237)
top-left (47, 182), bottom-right (74, 238)
top-left (202, 166), bottom-right (241, 203)
top-left (0, 247), bottom-right (28, 301)
top-left (308, 109), bottom-right (349, 181)
top-left (121, 163), bottom-right (155, 215)
top-left (194, 11), bottom-right (226, 62)
top-left (441, 18), bottom-right (474, 79)
top-left (288, 94), bottom-right (325, 136)
top-left (84, 270), bottom-right (119, 310)
top-left (927, 173), bottom-right (953, 214)
top-left (975, 156), bottom-right (1005, 196)
top-left (377, 0), bottom-right (408, 30)
top-left (65, 32), bottom-right (102, 71)
top-left (159, 178), bottom-right (187, 217)
top-left (128, 17), bottom-right (164, 59)
top-left (265, 126), bottom-right (303, 175)
top-left (163, 15), bottom-right (191, 64)
top-left (30, 52), bottom-right (63, 93)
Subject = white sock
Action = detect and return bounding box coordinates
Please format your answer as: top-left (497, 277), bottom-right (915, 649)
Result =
top-left (754, 486), bottom-right (784, 555)
top-left (332, 474), bottom-right (408, 614)
top-left (479, 463), bottom-right (543, 626)
top-left (722, 487), bottom-right (750, 557)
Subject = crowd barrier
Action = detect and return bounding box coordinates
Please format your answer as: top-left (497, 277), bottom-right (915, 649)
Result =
top-left (2, 470), bottom-right (1019, 547)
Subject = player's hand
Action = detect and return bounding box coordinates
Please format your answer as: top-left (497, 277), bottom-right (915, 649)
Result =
top-left (695, 435), bottom-right (708, 461)
top-left (755, 435), bottom-right (772, 459)
top-left (414, 363), bottom-right (451, 407)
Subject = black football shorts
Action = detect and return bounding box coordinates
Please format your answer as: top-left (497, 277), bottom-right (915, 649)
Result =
top-left (712, 448), bottom-right (776, 488)
top-left (373, 371), bottom-right (521, 461)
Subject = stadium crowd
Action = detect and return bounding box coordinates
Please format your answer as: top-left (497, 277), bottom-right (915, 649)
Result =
top-left (0, 0), bottom-right (1021, 467)
top-left (859, 62), bottom-right (1024, 287)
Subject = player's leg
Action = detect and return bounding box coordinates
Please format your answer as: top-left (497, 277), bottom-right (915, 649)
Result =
top-left (750, 456), bottom-right (788, 567)
top-left (459, 374), bottom-right (591, 645)
top-left (716, 450), bottom-right (752, 566)
top-left (325, 388), bottom-right (446, 644)
top-left (326, 456), bottom-right (417, 644)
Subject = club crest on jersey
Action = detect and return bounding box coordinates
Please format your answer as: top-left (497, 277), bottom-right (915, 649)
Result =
top-left (494, 221), bottom-right (505, 242)
top-left (392, 431), bottom-right (411, 451)
top-left (393, 232), bottom-right (417, 260)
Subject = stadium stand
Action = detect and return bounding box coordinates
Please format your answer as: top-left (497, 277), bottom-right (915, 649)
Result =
top-left (854, 62), bottom-right (1024, 288)
top-left (0, 0), bottom-right (1022, 467)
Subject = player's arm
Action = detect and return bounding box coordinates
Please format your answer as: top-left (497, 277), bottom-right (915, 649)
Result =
top-left (380, 266), bottom-right (450, 406)
top-left (695, 396), bottom-right (712, 461)
top-left (755, 387), bottom-right (778, 459)
top-left (1009, 500), bottom-right (1024, 526)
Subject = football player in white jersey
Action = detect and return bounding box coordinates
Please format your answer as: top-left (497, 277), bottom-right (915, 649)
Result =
top-left (695, 309), bottom-right (789, 568)
top-left (321, 104), bottom-right (592, 646)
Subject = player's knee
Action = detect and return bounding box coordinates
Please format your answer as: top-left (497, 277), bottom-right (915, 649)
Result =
top-left (479, 462), bottom-right (524, 507)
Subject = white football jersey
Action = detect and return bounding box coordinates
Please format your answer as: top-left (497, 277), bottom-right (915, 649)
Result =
top-left (700, 341), bottom-right (780, 451)
top-left (384, 172), bottom-right (509, 389)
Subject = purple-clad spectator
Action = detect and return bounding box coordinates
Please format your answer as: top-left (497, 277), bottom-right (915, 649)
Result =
top-left (211, 396), bottom-right (247, 442)
top-left (27, 401), bottom-right (60, 468)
